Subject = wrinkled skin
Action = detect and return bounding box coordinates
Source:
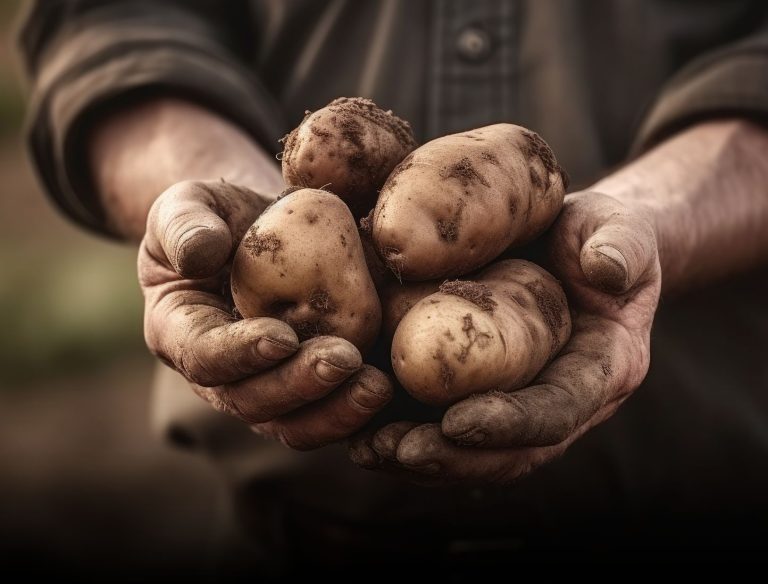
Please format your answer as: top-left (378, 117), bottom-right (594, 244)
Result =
top-left (349, 192), bottom-right (661, 485)
top-left (139, 179), bottom-right (393, 450)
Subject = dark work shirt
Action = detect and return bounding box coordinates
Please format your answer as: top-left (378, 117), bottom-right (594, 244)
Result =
top-left (17, 0), bottom-right (768, 552)
top-left (18, 0), bottom-right (768, 234)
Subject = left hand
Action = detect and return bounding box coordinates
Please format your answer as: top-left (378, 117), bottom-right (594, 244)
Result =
top-left (349, 191), bottom-right (661, 485)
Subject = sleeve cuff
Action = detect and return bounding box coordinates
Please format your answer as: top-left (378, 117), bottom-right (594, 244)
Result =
top-left (26, 14), bottom-right (286, 236)
top-left (633, 47), bottom-right (768, 154)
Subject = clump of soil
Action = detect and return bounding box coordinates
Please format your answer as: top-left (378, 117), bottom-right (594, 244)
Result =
top-left (454, 313), bottom-right (493, 363)
top-left (308, 289), bottom-right (336, 313)
top-left (327, 97), bottom-right (416, 150)
top-left (524, 279), bottom-right (566, 355)
top-left (439, 280), bottom-right (497, 312)
top-left (521, 130), bottom-right (569, 189)
top-left (359, 209), bottom-right (374, 234)
top-left (310, 125), bottom-right (331, 140)
top-left (437, 219), bottom-right (458, 242)
top-left (381, 246), bottom-right (404, 282)
top-left (242, 229), bottom-right (282, 263)
top-left (441, 157), bottom-right (490, 188)
top-left (436, 198), bottom-right (466, 242)
top-left (435, 351), bottom-right (455, 390)
top-left (277, 185), bottom-right (304, 199)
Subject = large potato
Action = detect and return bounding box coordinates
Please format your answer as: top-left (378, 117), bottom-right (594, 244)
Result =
top-left (281, 97), bottom-right (417, 217)
top-left (380, 279), bottom-right (440, 338)
top-left (391, 259), bottom-right (571, 406)
top-left (372, 124), bottom-right (567, 280)
top-left (231, 188), bottom-right (381, 352)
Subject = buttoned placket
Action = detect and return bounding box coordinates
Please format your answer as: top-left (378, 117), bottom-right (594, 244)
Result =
top-left (427, 0), bottom-right (518, 139)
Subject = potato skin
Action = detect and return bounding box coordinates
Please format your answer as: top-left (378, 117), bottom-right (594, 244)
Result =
top-left (380, 279), bottom-right (440, 338)
top-left (372, 124), bottom-right (567, 281)
top-left (231, 189), bottom-right (381, 352)
top-left (391, 260), bottom-right (571, 406)
top-left (281, 97), bottom-right (417, 218)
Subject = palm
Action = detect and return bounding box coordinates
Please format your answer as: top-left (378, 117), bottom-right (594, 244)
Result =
top-left (350, 192), bottom-right (661, 485)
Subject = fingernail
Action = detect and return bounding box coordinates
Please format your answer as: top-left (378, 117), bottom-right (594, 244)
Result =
top-left (350, 381), bottom-right (391, 410)
top-left (316, 359), bottom-right (356, 382)
top-left (256, 337), bottom-right (296, 360)
top-left (594, 245), bottom-right (627, 273)
top-left (348, 441), bottom-right (381, 469)
top-left (452, 430), bottom-right (486, 446)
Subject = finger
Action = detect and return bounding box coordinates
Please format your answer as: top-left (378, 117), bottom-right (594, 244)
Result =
top-left (394, 424), bottom-right (557, 484)
top-left (251, 365), bottom-right (394, 450)
top-left (441, 314), bottom-right (637, 447)
top-left (146, 282), bottom-right (300, 386)
top-left (579, 204), bottom-right (657, 295)
top-left (349, 423), bottom-right (445, 486)
top-left (372, 421), bottom-right (420, 461)
top-left (146, 180), bottom-right (267, 278)
top-left (201, 336), bottom-right (362, 424)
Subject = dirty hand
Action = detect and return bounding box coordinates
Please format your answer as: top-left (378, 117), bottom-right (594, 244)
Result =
top-left (350, 191), bottom-right (661, 483)
top-left (139, 179), bottom-right (393, 450)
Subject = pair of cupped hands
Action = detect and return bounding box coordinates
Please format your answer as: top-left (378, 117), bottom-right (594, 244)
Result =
top-left (140, 157), bottom-right (660, 487)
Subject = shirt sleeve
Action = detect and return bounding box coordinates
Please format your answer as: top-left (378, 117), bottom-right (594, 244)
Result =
top-left (18, 0), bottom-right (286, 235)
top-left (633, 27), bottom-right (768, 153)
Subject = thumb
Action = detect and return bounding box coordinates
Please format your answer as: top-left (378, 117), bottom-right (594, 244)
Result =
top-left (146, 180), bottom-right (265, 279)
top-left (579, 203), bottom-right (657, 295)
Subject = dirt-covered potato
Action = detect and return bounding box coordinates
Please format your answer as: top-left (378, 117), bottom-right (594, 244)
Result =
top-left (231, 188), bottom-right (381, 352)
top-left (281, 97), bottom-right (417, 217)
top-left (372, 124), bottom-right (568, 281)
top-left (391, 259), bottom-right (571, 406)
top-left (380, 280), bottom-right (440, 338)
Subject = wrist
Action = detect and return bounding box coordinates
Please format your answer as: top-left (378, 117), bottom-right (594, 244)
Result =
top-left (89, 96), bottom-right (283, 241)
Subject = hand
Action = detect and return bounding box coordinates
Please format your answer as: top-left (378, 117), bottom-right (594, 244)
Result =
top-left (349, 191), bottom-right (661, 484)
top-left (140, 179), bottom-right (393, 450)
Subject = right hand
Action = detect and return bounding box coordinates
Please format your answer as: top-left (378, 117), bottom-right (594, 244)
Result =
top-left (139, 179), bottom-right (393, 450)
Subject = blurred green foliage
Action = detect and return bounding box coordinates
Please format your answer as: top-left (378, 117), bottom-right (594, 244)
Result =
top-left (0, 1), bottom-right (148, 389)
top-left (0, 243), bottom-right (145, 386)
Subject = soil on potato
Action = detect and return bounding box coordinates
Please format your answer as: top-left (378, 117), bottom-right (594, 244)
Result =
top-left (440, 156), bottom-right (490, 188)
top-left (308, 289), bottom-right (336, 313)
top-left (524, 279), bottom-right (566, 355)
top-left (242, 230), bottom-right (282, 263)
top-left (521, 130), bottom-right (569, 189)
top-left (439, 280), bottom-right (497, 312)
top-left (282, 97), bottom-right (416, 208)
top-left (436, 198), bottom-right (466, 242)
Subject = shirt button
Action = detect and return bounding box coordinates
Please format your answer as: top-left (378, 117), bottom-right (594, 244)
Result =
top-left (456, 26), bottom-right (493, 62)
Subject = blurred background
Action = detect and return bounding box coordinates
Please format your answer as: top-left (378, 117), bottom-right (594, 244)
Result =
top-left (0, 1), bottom-right (221, 574)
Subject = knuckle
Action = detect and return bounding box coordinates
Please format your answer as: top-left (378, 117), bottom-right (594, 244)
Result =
top-left (179, 347), bottom-right (218, 387)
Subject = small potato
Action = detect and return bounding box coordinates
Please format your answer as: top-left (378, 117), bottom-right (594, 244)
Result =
top-left (391, 259), bottom-right (571, 406)
top-left (380, 279), bottom-right (440, 338)
top-left (231, 188), bottom-right (381, 352)
top-left (372, 124), bottom-right (568, 280)
top-left (281, 97), bottom-right (417, 217)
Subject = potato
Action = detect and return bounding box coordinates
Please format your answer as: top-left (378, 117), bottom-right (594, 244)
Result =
top-left (230, 188), bottom-right (381, 352)
top-left (281, 97), bottom-right (417, 217)
top-left (380, 279), bottom-right (440, 338)
top-left (391, 259), bottom-right (571, 406)
top-left (372, 124), bottom-right (568, 281)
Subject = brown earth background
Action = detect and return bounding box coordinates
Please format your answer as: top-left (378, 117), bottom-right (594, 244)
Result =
top-left (0, 2), bottom-right (221, 575)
